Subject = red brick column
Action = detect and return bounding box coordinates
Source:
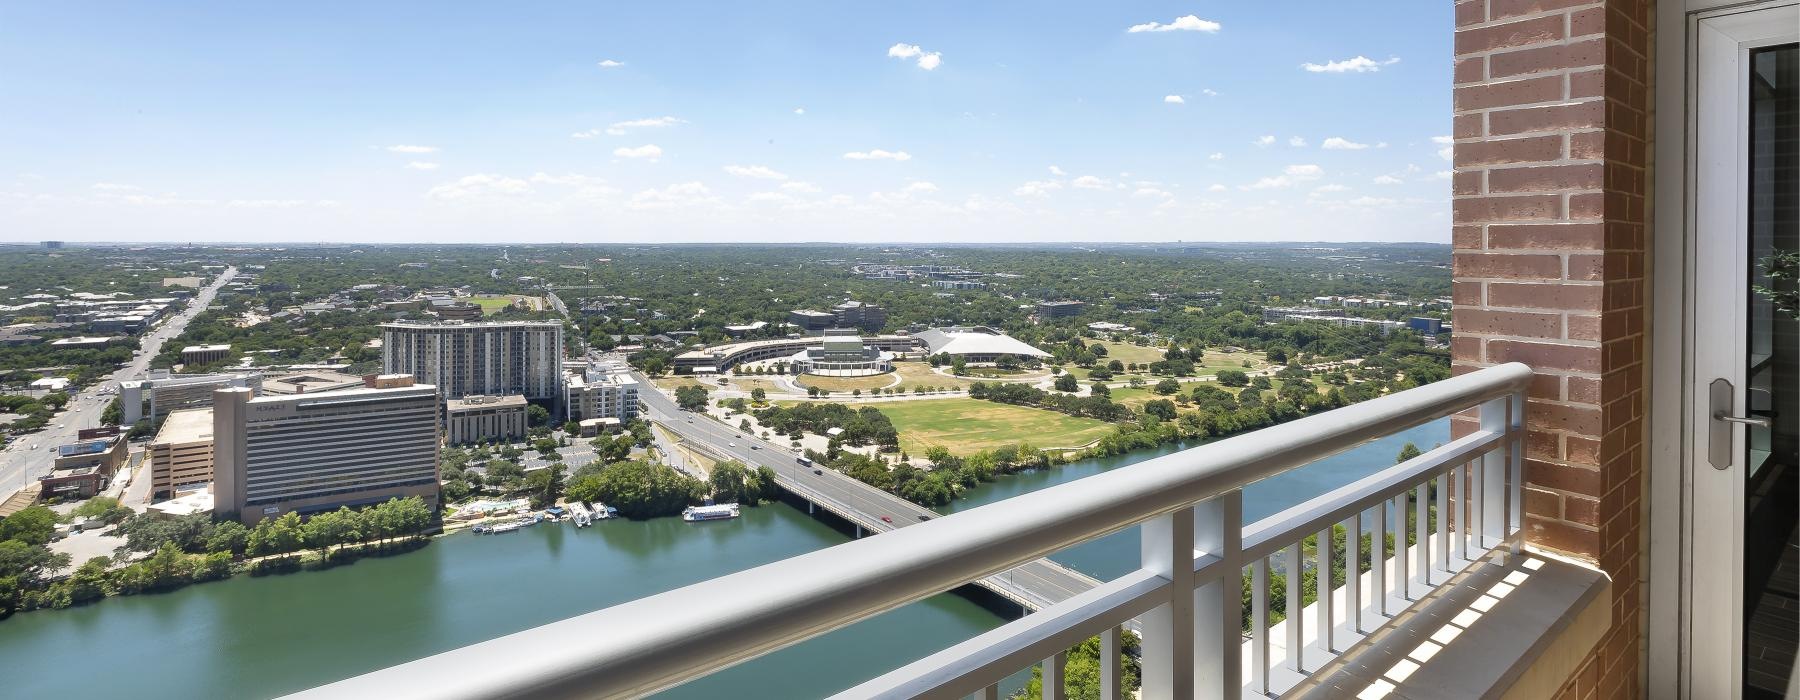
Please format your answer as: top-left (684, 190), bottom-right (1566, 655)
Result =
top-left (1450, 0), bottom-right (1649, 697)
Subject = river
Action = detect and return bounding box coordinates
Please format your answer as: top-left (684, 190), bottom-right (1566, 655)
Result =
top-left (0, 420), bottom-right (1448, 699)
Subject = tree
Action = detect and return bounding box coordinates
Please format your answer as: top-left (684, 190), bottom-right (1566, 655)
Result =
top-left (1216, 369), bottom-right (1250, 387)
top-left (302, 508), bottom-right (361, 556)
top-left (1054, 373), bottom-right (1079, 392)
top-left (526, 404), bottom-right (552, 427)
top-left (567, 461), bottom-right (702, 519)
top-left (71, 497), bottom-right (130, 524)
top-left (750, 387), bottom-right (767, 402)
top-left (1396, 442), bottom-right (1423, 464)
top-left (523, 463), bottom-right (566, 509)
top-left (1144, 399), bottom-right (1178, 421)
top-left (1154, 378), bottom-right (1181, 395)
top-left (0, 506), bottom-right (56, 546)
top-left (951, 357), bottom-right (968, 375)
top-left (206, 521), bottom-right (249, 555)
top-left (707, 461), bottom-right (769, 505)
top-left (675, 385), bottom-right (709, 411)
top-left (247, 512), bottom-right (303, 556)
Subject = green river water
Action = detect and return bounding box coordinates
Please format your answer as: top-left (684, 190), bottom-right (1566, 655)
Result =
top-left (0, 421), bottom-right (1448, 699)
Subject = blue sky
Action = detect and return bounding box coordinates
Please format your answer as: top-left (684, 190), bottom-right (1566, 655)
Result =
top-left (0, 2), bottom-right (1453, 243)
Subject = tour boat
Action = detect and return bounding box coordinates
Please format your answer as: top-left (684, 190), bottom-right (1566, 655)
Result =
top-left (681, 504), bottom-right (740, 522)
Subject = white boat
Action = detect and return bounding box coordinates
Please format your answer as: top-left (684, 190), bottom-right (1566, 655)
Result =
top-left (594, 504), bottom-right (618, 520)
top-left (682, 504), bottom-right (740, 522)
top-left (477, 515), bottom-right (538, 534)
top-left (569, 502), bottom-right (594, 528)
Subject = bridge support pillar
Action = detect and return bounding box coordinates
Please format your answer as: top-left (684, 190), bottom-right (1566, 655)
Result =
top-left (855, 525), bottom-right (862, 539)
top-left (808, 501), bottom-right (814, 515)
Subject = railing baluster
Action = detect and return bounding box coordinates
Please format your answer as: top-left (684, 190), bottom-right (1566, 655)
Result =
top-left (1346, 511), bottom-right (1362, 633)
top-left (1414, 483), bottom-right (1429, 587)
top-left (1043, 652), bottom-right (1067, 700)
top-left (1371, 500), bottom-right (1387, 616)
top-left (1508, 391), bottom-right (1525, 554)
top-left (1100, 626), bottom-right (1121, 700)
top-left (1140, 508), bottom-right (1195, 699)
top-left (1436, 471), bottom-right (1450, 574)
top-left (1480, 396), bottom-right (1508, 551)
top-left (1285, 543), bottom-right (1304, 673)
top-left (1450, 464), bottom-right (1466, 564)
top-left (1393, 493), bottom-right (1410, 600)
top-left (1194, 491), bottom-right (1242, 700)
top-left (1471, 457), bottom-right (1485, 553)
top-left (977, 683), bottom-right (999, 700)
top-left (1317, 526), bottom-right (1335, 653)
top-left (1253, 557), bottom-right (1270, 695)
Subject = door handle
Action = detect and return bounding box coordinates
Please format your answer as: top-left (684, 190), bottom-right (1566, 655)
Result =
top-left (1712, 411), bottom-right (1772, 429)
top-left (1709, 378), bottom-right (1735, 470)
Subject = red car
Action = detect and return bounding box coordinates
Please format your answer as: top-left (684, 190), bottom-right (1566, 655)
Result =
top-left (880, 516), bottom-right (893, 523)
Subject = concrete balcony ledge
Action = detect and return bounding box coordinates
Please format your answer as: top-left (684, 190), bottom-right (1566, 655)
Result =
top-left (1290, 548), bottom-right (1611, 700)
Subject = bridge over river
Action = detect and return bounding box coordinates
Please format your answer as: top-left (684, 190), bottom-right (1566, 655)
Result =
top-left (634, 374), bottom-right (1101, 613)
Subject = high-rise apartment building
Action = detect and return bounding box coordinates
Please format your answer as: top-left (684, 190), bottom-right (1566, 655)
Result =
top-left (381, 321), bottom-right (563, 400)
top-left (564, 360), bottom-right (639, 425)
top-left (211, 377), bottom-right (441, 524)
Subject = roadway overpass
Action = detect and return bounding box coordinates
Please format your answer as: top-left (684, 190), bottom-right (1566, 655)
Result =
top-left (634, 373), bottom-right (1101, 613)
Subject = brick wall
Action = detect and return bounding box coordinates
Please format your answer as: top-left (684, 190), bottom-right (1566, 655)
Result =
top-left (1449, 0), bottom-right (1650, 698)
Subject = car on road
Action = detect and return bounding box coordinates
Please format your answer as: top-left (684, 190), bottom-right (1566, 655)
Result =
top-left (750, 445), bottom-right (759, 450)
top-left (813, 469), bottom-right (823, 475)
top-left (880, 516), bottom-right (892, 523)
top-left (918, 515), bottom-right (930, 521)
top-left (728, 443), bottom-right (736, 448)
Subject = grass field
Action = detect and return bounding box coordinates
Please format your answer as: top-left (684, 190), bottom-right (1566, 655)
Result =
top-left (468, 295), bottom-right (519, 315)
top-left (1067, 347), bottom-right (1265, 381)
top-left (876, 398), bottom-right (1117, 456)
top-left (796, 373), bottom-right (898, 393)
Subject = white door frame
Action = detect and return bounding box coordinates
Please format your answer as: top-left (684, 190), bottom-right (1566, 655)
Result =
top-left (1648, 1), bottom-right (1799, 697)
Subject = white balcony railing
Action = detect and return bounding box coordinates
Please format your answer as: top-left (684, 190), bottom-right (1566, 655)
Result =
top-left (290, 362), bottom-right (1531, 700)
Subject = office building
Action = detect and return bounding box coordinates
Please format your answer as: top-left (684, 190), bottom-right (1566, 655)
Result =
top-left (787, 309), bottom-right (836, 334)
top-left (181, 344), bottom-right (232, 365)
top-left (381, 321), bottom-right (564, 400)
top-left (445, 395), bottom-right (528, 445)
top-left (120, 370), bottom-right (262, 425)
top-left (260, 370), bottom-right (365, 395)
top-left (148, 408), bottom-right (216, 500)
top-left (212, 377), bottom-right (441, 524)
top-left (1035, 300), bottom-right (1086, 318)
top-left (831, 301), bottom-right (887, 331)
top-left (565, 361), bottom-right (639, 424)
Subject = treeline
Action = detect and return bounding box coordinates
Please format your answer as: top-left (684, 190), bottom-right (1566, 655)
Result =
top-left (0, 497), bottom-right (434, 616)
top-left (821, 443), bottom-right (1052, 507)
top-left (753, 403), bottom-right (901, 449)
top-left (967, 382), bottom-right (1135, 422)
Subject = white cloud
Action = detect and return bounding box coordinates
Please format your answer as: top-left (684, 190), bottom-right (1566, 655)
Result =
top-left (1431, 135), bottom-right (1454, 144)
top-left (1347, 196), bottom-right (1399, 208)
top-left (405, 161), bottom-right (440, 170)
top-left (1254, 135), bottom-right (1275, 147)
top-left (1014, 180), bottom-right (1061, 197)
top-left (723, 164), bottom-right (788, 180)
top-left (794, 107), bottom-right (806, 115)
top-left (1302, 55), bottom-right (1401, 73)
top-left (1071, 175), bottom-right (1109, 190)
top-left (582, 116), bottom-right (684, 137)
top-left (843, 149), bottom-right (911, 161)
top-left (597, 59), bottom-right (625, 68)
top-left (1208, 152), bottom-right (1224, 161)
top-left (1245, 164), bottom-right (1325, 190)
top-left (90, 183), bottom-right (141, 192)
top-left (1133, 187), bottom-right (1173, 199)
top-left (1438, 146), bottom-right (1454, 161)
top-left (1201, 88), bottom-right (1219, 97)
top-left (887, 43), bottom-right (943, 70)
top-left (1207, 184), bottom-right (1228, 192)
top-left (903, 181), bottom-right (939, 194)
top-left (629, 182), bottom-right (715, 210)
top-left (426, 174), bottom-right (531, 200)
top-left (1164, 95), bottom-right (1186, 104)
top-left (226, 199), bottom-right (309, 209)
top-left (386, 145), bottom-right (438, 154)
top-left (780, 181), bottom-right (822, 193)
top-left (1431, 171), bottom-right (1454, 180)
top-left (1127, 15), bottom-right (1222, 33)
top-left (1049, 165), bottom-right (1067, 176)
top-left (1289, 136), bottom-right (1307, 147)
top-left (614, 144), bottom-right (664, 160)
top-left (1322, 137), bottom-right (1372, 150)
top-left (1314, 184), bottom-right (1351, 193)
top-left (1373, 175), bottom-right (1404, 185)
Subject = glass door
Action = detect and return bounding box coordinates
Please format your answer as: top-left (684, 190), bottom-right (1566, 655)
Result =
top-left (1689, 6), bottom-right (1798, 698)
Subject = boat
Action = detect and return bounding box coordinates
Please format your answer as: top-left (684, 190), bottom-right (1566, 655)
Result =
top-left (569, 502), bottom-right (593, 528)
top-left (476, 515), bottom-right (538, 534)
top-left (682, 504), bottom-right (741, 522)
top-left (593, 504), bottom-right (618, 520)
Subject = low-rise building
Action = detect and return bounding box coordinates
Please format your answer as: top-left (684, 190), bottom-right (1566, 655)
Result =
top-left (831, 301), bottom-right (887, 331)
top-left (149, 408), bottom-right (216, 500)
top-left (788, 309), bottom-right (837, 334)
top-left (931, 280), bottom-right (986, 290)
top-left (181, 344), bottom-right (232, 365)
top-left (565, 362), bottom-right (640, 425)
top-left (40, 436), bottom-right (129, 500)
top-left (121, 370), bottom-right (262, 424)
top-left (445, 394), bottom-right (528, 445)
top-left (913, 326), bottom-right (1053, 364)
top-left (1036, 300), bottom-right (1086, 318)
top-left (259, 370), bottom-right (365, 395)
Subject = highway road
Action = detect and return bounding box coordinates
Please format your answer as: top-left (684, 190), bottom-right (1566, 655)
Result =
top-left (634, 372), bottom-right (1100, 612)
top-left (0, 266), bottom-right (238, 500)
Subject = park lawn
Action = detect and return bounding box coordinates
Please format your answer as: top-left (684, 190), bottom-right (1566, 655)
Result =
top-left (1088, 342), bottom-right (1167, 365)
top-left (468, 295), bottom-right (517, 315)
top-left (797, 373), bottom-right (898, 393)
top-left (877, 398), bottom-right (1118, 456)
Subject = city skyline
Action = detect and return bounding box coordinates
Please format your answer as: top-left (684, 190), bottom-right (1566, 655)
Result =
top-left (0, 2), bottom-right (1453, 244)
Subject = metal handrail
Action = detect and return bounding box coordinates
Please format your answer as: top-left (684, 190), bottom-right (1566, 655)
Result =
top-left (288, 362), bottom-right (1533, 700)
